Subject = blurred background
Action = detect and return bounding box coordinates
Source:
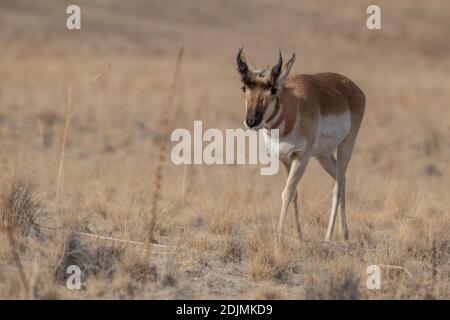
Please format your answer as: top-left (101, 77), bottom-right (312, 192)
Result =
top-left (1, 0), bottom-right (449, 173)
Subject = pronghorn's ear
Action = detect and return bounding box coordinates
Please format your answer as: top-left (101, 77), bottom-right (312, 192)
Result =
top-left (236, 47), bottom-right (255, 83)
top-left (273, 53), bottom-right (296, 88)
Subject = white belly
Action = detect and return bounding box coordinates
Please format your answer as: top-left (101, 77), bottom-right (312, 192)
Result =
top-left (262, 112), bottom-right (351, 161)
top-left (310, 112), bottom-right (351, 156)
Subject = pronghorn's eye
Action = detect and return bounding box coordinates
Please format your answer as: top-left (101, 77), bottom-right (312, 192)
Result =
top-left (241, 85), bottom-right (246, 92)
top-left (271, 87), bottom-right (278, 95)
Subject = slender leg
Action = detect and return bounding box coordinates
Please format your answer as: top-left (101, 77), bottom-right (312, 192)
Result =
top-left (281, 160), bottom-right (303, 241)
top-left (339, 180), bottom-right (348, 239)
top-left (278, 155), bottom-right (309, 245)
top-left (335, 137), bottom-right (356, 240)
top-left (292, 192), bottom-right (302, 241)
top-left (325, 181), bottom-right (340, 242)
top-left (319, 155), bottom-right (340, 241)
top-left (324, 137), bottom-right (355, 241)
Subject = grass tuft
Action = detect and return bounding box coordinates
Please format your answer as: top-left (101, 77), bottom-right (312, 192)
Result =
top-left (1, 177), bottom-right (42, 236)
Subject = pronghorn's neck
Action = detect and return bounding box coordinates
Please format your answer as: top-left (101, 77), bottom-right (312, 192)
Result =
top-left (263, 95), bottom-right (282, 130)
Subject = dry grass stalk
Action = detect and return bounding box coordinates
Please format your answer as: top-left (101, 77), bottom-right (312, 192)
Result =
top-left (1, 225), bottom-right (30, 298)
top-left (55, 64), bottom-right (112, 203)
top-left (147, 47), bottom-right (184, 243)
top-left (56, 85), bottom-right (72, 203)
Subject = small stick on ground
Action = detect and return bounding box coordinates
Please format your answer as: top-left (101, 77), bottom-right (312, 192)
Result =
top-left (379, 264), bottom-right (413, 278)
top-left (37, 223), bottom-right (169, 249)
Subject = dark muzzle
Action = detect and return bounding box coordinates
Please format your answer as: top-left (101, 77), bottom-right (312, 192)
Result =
top-left (245, 109), bottom-right (263, 129)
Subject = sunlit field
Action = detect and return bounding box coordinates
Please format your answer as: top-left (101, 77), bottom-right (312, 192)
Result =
top-left (0, 0), bottom-right (449, 299)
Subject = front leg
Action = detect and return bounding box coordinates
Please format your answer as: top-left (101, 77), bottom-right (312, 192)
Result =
top-left (277, 154), bottom-right (309, 246)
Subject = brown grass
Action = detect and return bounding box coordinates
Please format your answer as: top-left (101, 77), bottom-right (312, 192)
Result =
top-left (1, 177), bottom-right (41, 236)
top-left (0, 177), bottom-right (39, 298)
top-left (2, 226), bottom-right (30, 298)
top-left (0, 0), bottom-right (449, 299)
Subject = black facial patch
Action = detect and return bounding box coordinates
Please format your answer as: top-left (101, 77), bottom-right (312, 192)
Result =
top-left (270, 87), bottom-right (278, 95)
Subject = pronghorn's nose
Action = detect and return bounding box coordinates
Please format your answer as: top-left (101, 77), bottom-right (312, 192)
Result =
top-left (245, 117), bottom-right (258, 128)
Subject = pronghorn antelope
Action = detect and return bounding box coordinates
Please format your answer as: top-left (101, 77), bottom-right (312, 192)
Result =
top-left (236, 48), bottom-right (365, 243)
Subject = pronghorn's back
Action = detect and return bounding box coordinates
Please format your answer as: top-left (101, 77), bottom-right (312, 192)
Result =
top-left (284, 72), bottom-right (365, 125)
top-left (271, 72), bottom-right (365, 156)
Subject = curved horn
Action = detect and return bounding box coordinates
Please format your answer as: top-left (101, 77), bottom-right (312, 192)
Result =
top-left (287, 53), bottom-right (296, 65)
top-left (236, 47), bottom-right (248, 74)
top-left (270, 50), bottom-right (283, 81)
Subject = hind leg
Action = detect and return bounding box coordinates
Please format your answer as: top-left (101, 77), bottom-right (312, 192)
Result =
top-left (318, 155), bottom-right (340, 241)
top-left (323, 160), bottom-right (339, 241)
top-left (335, 136), bottom-right (357, 240)
top-left (324, 136), bottom-right (357, 241)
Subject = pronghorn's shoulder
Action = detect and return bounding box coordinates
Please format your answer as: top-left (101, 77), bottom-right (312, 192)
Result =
top-left (282, 73), bottom-right (345, 98)
top-left (283, 74), bottom-right (314, 93)
top-left (285, 73), bottom-right (365, 117)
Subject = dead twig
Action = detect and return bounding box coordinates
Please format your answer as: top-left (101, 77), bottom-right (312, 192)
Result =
top-left (36, 223), bottom-right (170, 249)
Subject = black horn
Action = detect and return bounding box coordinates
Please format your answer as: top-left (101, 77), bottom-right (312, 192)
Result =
top-left (270, 50), bottom-right (283, 82)
top-left (236, 47), bottom-right (248, 77)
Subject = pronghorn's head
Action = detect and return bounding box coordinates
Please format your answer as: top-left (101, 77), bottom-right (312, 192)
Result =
top-left (236, 48), bottom-right (296, 129)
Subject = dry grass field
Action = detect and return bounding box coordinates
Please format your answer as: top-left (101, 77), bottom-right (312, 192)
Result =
top-left (0, 0), bottom-right (449, 299)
